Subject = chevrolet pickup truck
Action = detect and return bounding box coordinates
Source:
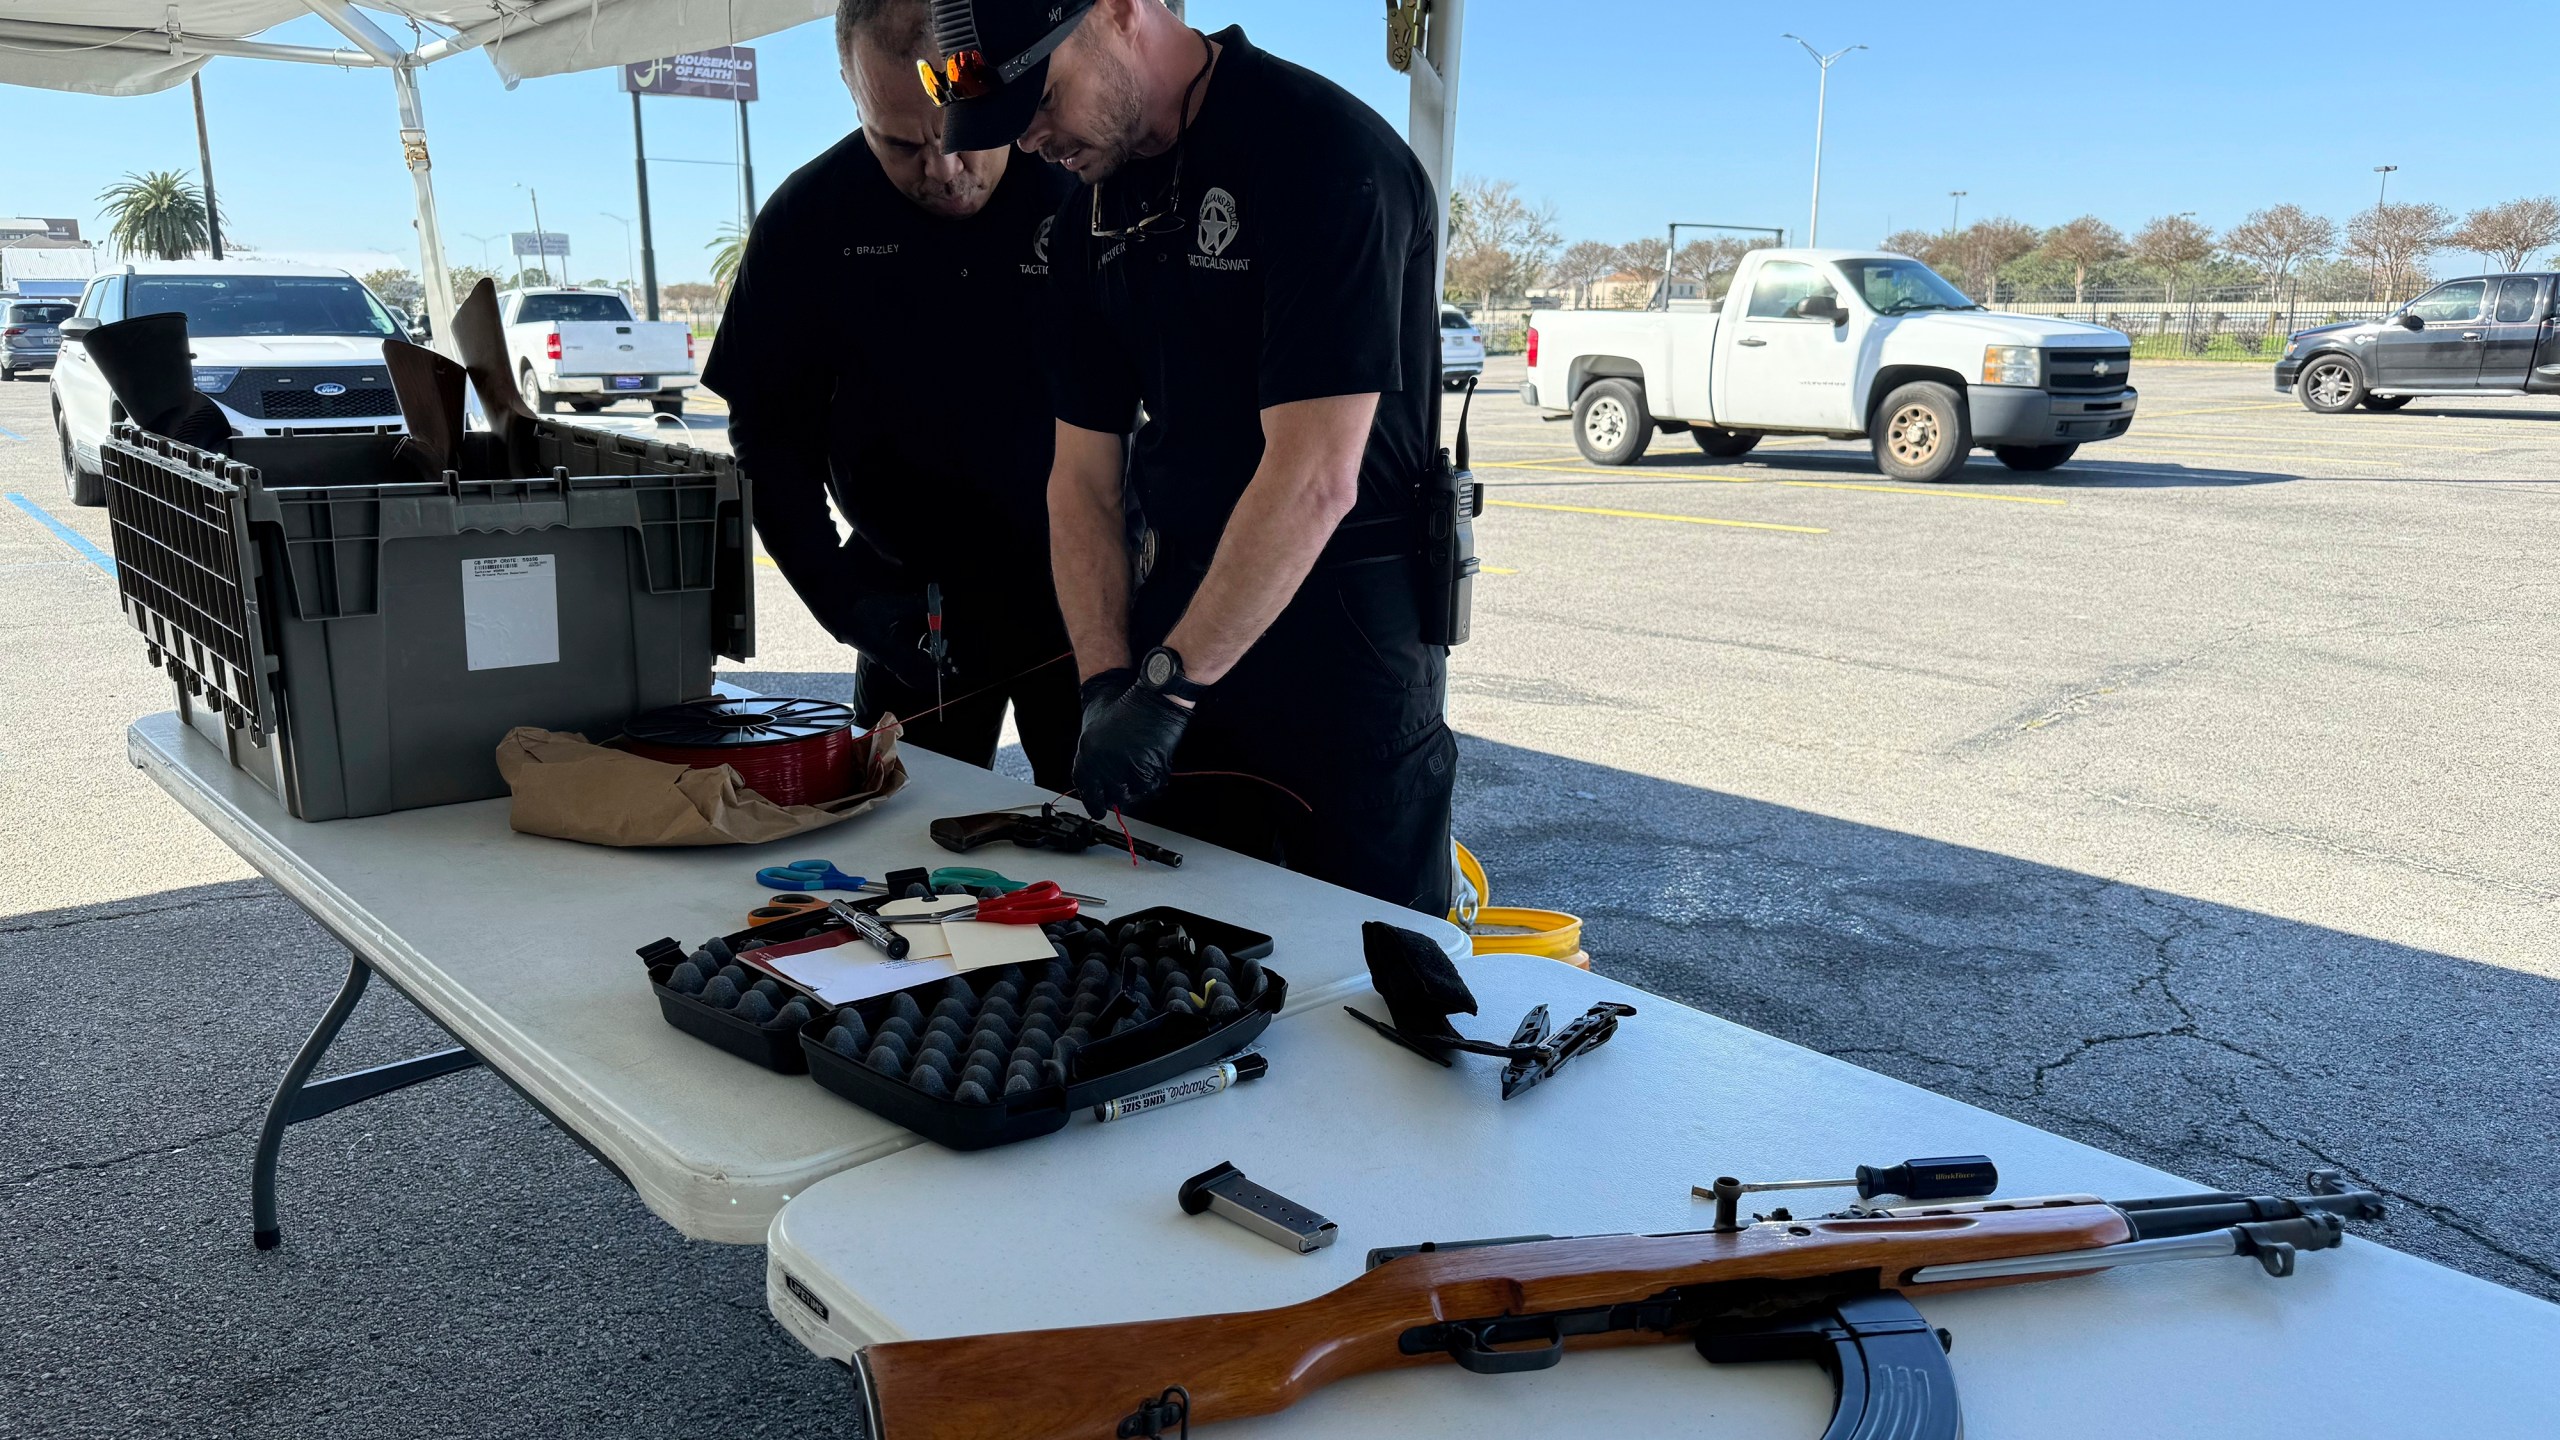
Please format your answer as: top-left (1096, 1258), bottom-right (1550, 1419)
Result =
top-left (1522, 248), bottom-right (2139, 481)
top-left (499, 286), bottom-right (698, 416)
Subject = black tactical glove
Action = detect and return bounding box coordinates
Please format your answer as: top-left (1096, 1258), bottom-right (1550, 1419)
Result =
top-left (844, 592), bottom-right (954, 693)
top-left (1078, 667), bottom-right (1135, 732)
top-left (1073, 683), bottom-right (1192, 818)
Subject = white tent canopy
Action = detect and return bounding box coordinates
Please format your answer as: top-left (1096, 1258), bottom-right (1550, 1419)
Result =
top-left (0, 1), bottom-right (1463, 352)
top-left (0, 2), bottom-right (831, 96)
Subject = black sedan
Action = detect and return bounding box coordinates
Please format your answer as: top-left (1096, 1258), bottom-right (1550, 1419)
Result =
top-left (2276, 273), bottom-right (2560, 413)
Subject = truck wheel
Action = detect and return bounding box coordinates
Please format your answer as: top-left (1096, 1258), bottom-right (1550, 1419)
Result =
top-left (1691, 426), bottom-right (1760, 459)
top-left (1871, 381), bottom-right (1972, 483)
top-left (1572, 379), bottom-right (1650, 465)
top-left (2296, 355), bottom-right (2363, 414)
top-left (2362, 394), bottom-right (2412, 412)
top-left (651, 397), bottom-right (686, 418)
top-left (57, 405), bottom-right (103, 507)
top-left (1993, 443), bottom-right (2078, 472)
top-left (520, 364), bottom-right (559, 415)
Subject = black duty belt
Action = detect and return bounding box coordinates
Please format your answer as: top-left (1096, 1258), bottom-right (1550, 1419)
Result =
top-left (1159, 514), bottom-right (1415, 576)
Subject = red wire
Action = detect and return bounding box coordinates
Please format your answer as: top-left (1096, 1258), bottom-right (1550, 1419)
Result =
top-left (854, 650), bottom-right (1075, 741)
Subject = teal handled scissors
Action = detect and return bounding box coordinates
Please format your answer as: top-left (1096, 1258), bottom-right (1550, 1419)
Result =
top-left (755, 859), bottom-right (876, 893)
top-left (931, 866), bottom-right (1105, 905)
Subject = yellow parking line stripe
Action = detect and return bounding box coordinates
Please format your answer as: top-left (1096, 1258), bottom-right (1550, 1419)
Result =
top-left (1486, 499), bottom-right (1826, 534)
top-left (756, 554), bottom-right (779, 569)
top-left (1484, 458), bottom-right (2067, 505)
top-left (1482, 565), bottom-right (1520, 575)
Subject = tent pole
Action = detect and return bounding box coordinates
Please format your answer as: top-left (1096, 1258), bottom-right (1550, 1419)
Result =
top-left (392, 63), bottom-right (459, 358)
top-left (192, 75), bottom-right (224, 260)
top-left (1406, 0), bottom-right (1466, 307)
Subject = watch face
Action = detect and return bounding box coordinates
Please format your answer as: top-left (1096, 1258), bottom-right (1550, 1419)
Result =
top-left (1144, 650), bottom-right (1176, 687)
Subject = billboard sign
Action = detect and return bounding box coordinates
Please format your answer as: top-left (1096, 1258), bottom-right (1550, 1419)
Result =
top-left (511, 231), bottom-right (571, 259)
top-left (620, 46), bottom-right (758, 102)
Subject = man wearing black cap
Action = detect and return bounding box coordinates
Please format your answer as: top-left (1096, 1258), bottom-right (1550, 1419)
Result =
top-left (704, 0), bottom-right (1079, 788)
top-left (923, 0), bottom-right (1457, 915)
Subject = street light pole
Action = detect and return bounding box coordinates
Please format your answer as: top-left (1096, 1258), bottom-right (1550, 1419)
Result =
top-left (1949, 190), bottom-right (1967, 233)
top-left (1781, 35), bottom-right (1863, 248)
top-left (2372, 164), bottom-right (2399, 300)
top-left (598, 212), bottom-right (636, 304)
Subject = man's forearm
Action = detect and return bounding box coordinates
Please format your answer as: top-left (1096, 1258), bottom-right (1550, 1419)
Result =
top-left (1049, 423), bottom-right (1134, 681)
top-left (1164, 393), bottom-right (1376, 685)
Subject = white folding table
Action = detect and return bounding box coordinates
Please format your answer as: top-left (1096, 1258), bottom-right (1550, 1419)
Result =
top-left (127, 710), bottom-right (1466, 1246)
top-left (766, 952), bottom-right (2555, 1437)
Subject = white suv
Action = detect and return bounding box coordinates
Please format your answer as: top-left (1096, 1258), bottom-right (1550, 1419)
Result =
top-left (52, 260), bottom-right (407, 505)
top-left (1441, 305), bottom-right (1485, 389)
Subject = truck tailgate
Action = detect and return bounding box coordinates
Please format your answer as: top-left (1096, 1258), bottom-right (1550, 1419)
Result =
top-left (553, 321), bottom-right (691, 377)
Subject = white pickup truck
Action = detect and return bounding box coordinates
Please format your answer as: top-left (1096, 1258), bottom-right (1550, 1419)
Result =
top-left (1522, 248), bottom-right (2138, 481)
top-left (499, 286), bottom-right (698, 416)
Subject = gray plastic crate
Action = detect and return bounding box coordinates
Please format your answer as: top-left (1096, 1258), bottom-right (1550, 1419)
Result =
top-left (101, 422), bottom-right (755, 820)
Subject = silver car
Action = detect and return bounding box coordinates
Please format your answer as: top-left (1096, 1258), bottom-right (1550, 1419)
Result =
top-left (1440, 305), bottom-right (1485, 389)
top-left (2, 299), bottom-right (71, 381)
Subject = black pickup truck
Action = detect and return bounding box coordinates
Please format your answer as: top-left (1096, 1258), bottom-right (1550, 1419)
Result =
top-left (2276, 273), bottom-right (2560, 413)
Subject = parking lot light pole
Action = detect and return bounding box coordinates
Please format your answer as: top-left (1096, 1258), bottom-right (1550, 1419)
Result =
top-left (2372, 165), bottom-right (2398, 301)
top-left (1949, 190), bottom-right (1966, 233)
top-left (598, 212), bottom-right (637, 304)
top-left (1781, 35), bottom-right (1863, 248)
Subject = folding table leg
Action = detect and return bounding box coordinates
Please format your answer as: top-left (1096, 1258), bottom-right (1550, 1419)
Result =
top-left (251, 951), bottom-right (483, 1250)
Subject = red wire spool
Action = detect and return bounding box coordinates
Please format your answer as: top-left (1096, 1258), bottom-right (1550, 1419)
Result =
top-left (620, 697), bottom-right (860, 807)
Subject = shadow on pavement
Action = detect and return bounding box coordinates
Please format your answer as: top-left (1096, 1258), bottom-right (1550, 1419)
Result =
top-left (1546, 447), bottom-right (2300, 490)
top-left (1449, 733), bottom-right (2560, 1301)
top-left (1, 880), bottom-right (860, 1440)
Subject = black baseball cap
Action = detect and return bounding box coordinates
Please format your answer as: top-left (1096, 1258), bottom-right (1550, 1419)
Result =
top-left (927, 0), bottom-right (1098, 154)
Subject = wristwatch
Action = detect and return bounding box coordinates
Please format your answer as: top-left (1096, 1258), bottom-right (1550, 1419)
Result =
top-left (1138, 645), bottom-right (1208, 702)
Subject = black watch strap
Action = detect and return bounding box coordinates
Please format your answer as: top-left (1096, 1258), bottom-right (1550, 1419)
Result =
top-left (1139, 645), bottom-right (1207, 701)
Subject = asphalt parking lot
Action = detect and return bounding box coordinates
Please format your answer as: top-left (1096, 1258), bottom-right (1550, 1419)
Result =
top-left (3, 353), bottom-right (2555, 1437)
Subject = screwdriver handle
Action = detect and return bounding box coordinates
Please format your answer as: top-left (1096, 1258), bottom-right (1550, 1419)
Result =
top-left (1856, 1155), bottom-right (1998, 1200)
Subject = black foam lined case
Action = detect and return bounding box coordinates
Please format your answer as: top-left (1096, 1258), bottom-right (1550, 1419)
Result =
top-left (637, 907), bottom-right (841, 1074)
top-left (800, 905), bottom-right (1285, 1151)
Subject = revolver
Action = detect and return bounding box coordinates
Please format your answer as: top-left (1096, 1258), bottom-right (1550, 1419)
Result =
top-left (929, 805), bottom-right (1185, 869)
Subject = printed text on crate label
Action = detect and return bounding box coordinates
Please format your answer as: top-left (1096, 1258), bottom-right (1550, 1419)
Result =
top-left (462, 554), bottom-right (561, 671)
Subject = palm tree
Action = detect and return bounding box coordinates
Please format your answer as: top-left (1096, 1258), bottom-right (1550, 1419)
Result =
top-left (98, 170), bottom-right (211, 260)
top-left (707, 223), bottom-right (747, 302)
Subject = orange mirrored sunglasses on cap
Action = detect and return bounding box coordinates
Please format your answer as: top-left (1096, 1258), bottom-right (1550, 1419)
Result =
top-left (916, 49), bottom-right (997, 107)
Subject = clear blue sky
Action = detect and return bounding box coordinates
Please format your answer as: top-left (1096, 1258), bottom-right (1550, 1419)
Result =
top-left (2, 0), bottom-right (2552, 285)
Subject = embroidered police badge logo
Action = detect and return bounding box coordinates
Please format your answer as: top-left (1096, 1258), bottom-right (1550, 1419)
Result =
top-left (1196, 187), bottom-right (1240, 257)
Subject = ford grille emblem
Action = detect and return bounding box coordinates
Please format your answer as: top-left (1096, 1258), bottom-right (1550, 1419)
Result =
top-left (313, 381), bottom-right (347, 397)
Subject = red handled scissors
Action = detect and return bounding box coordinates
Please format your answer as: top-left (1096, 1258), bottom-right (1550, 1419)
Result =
top-left (884, 880), bottom-right (1079, 926)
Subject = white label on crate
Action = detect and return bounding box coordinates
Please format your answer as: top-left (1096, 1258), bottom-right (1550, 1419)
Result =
top-left (461, 554), bottom-right (561, 671)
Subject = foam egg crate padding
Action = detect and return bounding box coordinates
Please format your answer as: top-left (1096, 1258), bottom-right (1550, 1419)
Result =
top-left (801, 906), bottom-right (1284, 1150)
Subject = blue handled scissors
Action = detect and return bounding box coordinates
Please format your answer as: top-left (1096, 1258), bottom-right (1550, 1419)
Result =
top-left (755, 859), bottom-right (873, 893)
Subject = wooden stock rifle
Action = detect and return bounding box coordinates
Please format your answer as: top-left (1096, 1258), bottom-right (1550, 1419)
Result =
top-left (851, 1170), bottom-right (2384, 1440)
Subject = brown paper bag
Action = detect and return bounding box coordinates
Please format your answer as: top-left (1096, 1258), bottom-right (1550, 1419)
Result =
top-left (495, 723), bottom-right (907, 847)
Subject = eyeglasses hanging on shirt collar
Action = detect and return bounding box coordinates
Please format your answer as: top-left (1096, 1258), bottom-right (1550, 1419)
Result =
top-left (1088, 30), bottom-right (1218, 242)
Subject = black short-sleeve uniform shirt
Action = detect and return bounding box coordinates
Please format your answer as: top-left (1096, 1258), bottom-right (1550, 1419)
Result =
top-left (1046, 26), bottom-right (1439, 571)
top-left (705, 135), bottom-right (1071, 637)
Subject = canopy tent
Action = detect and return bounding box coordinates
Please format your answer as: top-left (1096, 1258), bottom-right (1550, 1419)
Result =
top-left (0, 1), bottom-right (1464, 351)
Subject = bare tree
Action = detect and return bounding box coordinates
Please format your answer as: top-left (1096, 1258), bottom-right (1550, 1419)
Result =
top-left (2038, 216), bottom-right (2125, 304)
top-left (2449, 197), bottom-right (2560, 272)
top-left (2343, 201), bottom-right (2453, 301)
top-left (2221, 204), bottom-right (2335, 299)
top-left (2131, 214), bottom-right (2216, 303)
top-left (1546, 239), bottom-right (1618, 309)
top-left (1879, 228), bottom-right (1955, 272)
top-left (1672, 235), bottom-right (1754, 302)
top-left (1948, 217), bottom-right (2039, 304)
top-left (1444, 176), bottom-right (1562, 310)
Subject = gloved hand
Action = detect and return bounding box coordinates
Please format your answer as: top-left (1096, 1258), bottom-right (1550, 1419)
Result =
top-left (844, 592), bottom-right (954, 693)
top-left (1073, 683), bottom-right (1193, 818)
top-left (1078, 667), bottom-right (1135, 732)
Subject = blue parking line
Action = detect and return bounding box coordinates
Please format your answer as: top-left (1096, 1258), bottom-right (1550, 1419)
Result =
top-left (0, 423), bottom-right (27, 442)
top-left (4, 493), bottom-right (116, 575)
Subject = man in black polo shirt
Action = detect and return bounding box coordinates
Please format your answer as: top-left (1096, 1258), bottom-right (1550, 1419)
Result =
top-left (924, 0), bottom-right (1456, 915)
top-left (704, 0), bottom-right (1078, 788)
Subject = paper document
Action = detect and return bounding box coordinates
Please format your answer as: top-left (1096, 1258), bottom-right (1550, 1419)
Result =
top-left (461, 554), bottom-right (560, 670)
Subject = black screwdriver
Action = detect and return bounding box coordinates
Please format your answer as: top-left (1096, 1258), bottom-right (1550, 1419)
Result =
top-left (1693, 1154), bottom-right (1999, 1204)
